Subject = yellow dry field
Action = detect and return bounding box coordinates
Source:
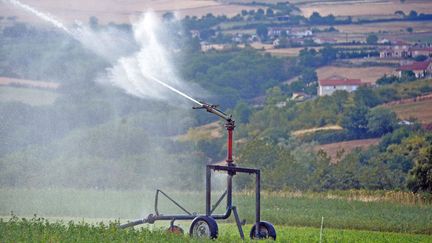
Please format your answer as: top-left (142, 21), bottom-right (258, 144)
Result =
top-left (313, 138), bottom-right (381, 163)
top-left (388, 99), bottom-right (432, 124)
top-left (337, 21), bottom-right (432, 34)
top-left (265, 47), bottom-right (309, 57)
top-left (316, 66), bottom-right (397, 84)
top-left (292, 125), bottom-right (343, 137)
top-left (300, 0), bottom-right (432, 17)
top-left (0, 77), bottom-right (59, 89)
top-left (1, 0), bottom-right (257, 25)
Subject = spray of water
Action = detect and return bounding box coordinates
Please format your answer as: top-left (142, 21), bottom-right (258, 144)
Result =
top-left (4, 0), bottom-right (202, 105)
top-left (105, 12), bottom-right (203, 104)
top-left (3, 0), bottom-right (73, 35)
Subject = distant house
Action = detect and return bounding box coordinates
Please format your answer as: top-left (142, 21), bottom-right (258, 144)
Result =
top-left (318, 75), bottom-right (362, 96)
top-left (410, 47), bottom-right (432, 57)
top-left (396, 60), bottom-right (432, 78)
top-left (268, 27), bottom-right (290, 38)
top-left (292, 29), bottom-right (313, 38)
top-left (314, 37), bottom-right (337, 45)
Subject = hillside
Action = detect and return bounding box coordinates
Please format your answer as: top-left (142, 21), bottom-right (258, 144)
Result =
top-left (387, 98), bottom-right (432, 124)
top-left (314, 138), bottom-right (381, 163)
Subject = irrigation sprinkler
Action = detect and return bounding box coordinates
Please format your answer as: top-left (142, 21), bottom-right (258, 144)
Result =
top-left (119, 101), bottom-right (276, 240)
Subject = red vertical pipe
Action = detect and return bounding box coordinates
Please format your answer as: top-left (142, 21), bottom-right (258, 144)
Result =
top-left (227, 129), bottom-right (233, 164)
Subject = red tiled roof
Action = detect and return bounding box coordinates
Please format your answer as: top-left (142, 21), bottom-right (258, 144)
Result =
top-left (397, 61), bottom-right (431, 71)
top-left (319, 76), bottom-right (362, 86)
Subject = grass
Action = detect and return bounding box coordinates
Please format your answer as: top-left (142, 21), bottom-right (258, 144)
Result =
top-left (1, 216), bottom-right (432, 242)
top-left (0, 86), bottom-right (59, 106)
top-left (1, 188), bottom-right (431, 234)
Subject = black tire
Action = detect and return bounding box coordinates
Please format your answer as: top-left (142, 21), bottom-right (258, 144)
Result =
top-left (250, 221), bottom-right (276, 240)
top-left (189, 216), bottom-right (218, 239)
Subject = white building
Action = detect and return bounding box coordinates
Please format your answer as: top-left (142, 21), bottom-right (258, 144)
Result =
top-left (318, 75), bottom-right (362, 96)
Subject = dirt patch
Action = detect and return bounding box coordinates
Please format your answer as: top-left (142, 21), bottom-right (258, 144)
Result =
top-left (314, 138), bottom-right (381, 163)
top-left (316, 66), bottom-right (396, 84)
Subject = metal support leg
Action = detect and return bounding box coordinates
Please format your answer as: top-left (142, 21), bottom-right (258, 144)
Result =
top-left (206, 166), bottom-right (211, 216)
top-left (232, 206), bottom-right (244, 240)
top-left (255, 171), bottom-right (261, 237)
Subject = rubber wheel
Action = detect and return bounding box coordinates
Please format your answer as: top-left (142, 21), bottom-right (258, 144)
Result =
top-left (250, 221), bottom-right (276, 240)
top-left (167, 225), bottom-right (184, 235)
top-left (189, 216), bottom-right (218, 239)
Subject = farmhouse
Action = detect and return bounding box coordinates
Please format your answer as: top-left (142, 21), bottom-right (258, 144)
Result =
top-left (396, 60), bottom-right (432, 78)
top-left (314, 37), bottom-right (337, 44)
top-left (318, 75), bottom-right (362, 96)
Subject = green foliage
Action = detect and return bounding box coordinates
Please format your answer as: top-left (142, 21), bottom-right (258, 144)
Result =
top-left (256, 24), bottom-right (268, 40)
top-left (367, 108), bottom-right (399, 137)
top-left (181, 49), bottom-right (289, 106)
top-left (407, 145), bottom-right (432, 193)
top-left (366, 34), bottom-right (378, 44)
top-left (341, 105), bottom-right (369, 137)
top-left (237, 140), bottom-right (308, 190)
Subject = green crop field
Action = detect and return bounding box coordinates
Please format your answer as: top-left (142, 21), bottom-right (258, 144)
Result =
top-left (1, 216), bottom-right (431, 243)
top-left (1, 188), bottom-right (431, 242)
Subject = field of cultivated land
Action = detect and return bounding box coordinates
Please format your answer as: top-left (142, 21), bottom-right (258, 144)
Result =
top-left (314, 138), bottom-right (381, 163)
top-left (0, 0), bottom-right (258, 25)
top-left (316, 66), bottom-right (396, 84)
top-left (299, 0), bottom-right (432, 17)
top-left (1, 188), bottom-right (431, 235)
top-left (1, 218), bottom-right (432, 242)
top-left (388, 99), bottom-right (432, 124)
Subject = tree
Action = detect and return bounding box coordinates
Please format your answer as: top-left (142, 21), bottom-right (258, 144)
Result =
top-left (162, 12), bottom-right (175, 22)
top-left (408, 10), bottom-right (418, 18)
top-left (341, 105), bottom-right (369, 137)
top-left (366, 34), bottom-right (378, 44)
top-left (300, 68), bottom-right (317, 84)
top-left (89, 16), bottom-right (99, 30)
top-left (407, 145), bottom-right (432, 193)
top-left (256, 24), bottom-right (268, 41)
top-left (241, 10), bottom-right (248, 16)
top-left (354, 86), bottom-right (381, 108)
top-left (309, 12), bottom-right (322, 24)
top-left (406, 27), bottom-right (413, 33)
top-left (395, 10), bottom-right (405, 16)
top-left (233, 101), bottom-right (252, 124)
top-left (414, 55), bottom-right (428, 62)
top-left (367, 108), bottom-right (399, 137)
top-left (266, 8), bottom-right (274, 17)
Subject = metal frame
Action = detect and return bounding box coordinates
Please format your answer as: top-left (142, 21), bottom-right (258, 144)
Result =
top-left (119, 102), bottom-right (262, 240)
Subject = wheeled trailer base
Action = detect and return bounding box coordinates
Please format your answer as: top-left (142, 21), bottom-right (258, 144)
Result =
top-left (119, 102), bottom-right (277, 240)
